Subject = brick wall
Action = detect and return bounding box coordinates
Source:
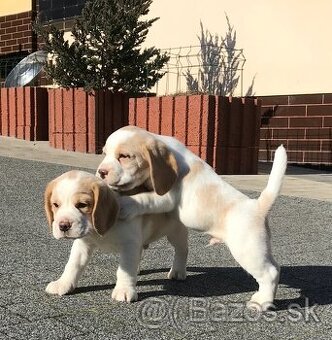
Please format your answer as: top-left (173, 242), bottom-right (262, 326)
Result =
top-left (130, 95), bottom-right (261, 174)
top-left (0, 87), bottom-right (48, 141)
top-left (259, 94), bottom-right (332, 164)
top-left (0, 11), bottom-right (35, 55)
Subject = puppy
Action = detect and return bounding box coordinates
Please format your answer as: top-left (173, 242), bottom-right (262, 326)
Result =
top-left (97, 126), bottom-right (287, 310)
top-left (44, 170), bottom-right (188, 302)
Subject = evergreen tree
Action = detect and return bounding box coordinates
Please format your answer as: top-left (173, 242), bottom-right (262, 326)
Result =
top-left (34, 0), bottom-right (169, 93)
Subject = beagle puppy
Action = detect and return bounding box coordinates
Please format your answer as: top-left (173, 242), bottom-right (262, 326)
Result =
top-left (44, 170), bottom-right (188, 302)
top-left (97, 126), bottom-right (287, 310)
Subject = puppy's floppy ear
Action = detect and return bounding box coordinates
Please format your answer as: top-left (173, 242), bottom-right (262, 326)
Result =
top-left (142, 139), bottom-right (178, 195)
top-left (91, 181), bottom-right (119, 236)
top-left (44, 180), bottom-right (55, 232)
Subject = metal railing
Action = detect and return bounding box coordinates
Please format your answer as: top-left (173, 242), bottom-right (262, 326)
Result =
top-left (152, 45), bottom-right (246, 96)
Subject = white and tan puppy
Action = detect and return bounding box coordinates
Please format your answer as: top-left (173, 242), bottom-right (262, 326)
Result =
top-left (44, 170), bottom-right (188, 302)
top-left (97, 126), bottom-right (287, 310)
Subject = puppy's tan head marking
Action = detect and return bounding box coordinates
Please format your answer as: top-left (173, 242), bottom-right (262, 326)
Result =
top-left (141, 139), bottom-right (178, 195)
top-left (99, 126), bottom-right (178, 195)
top-left (44, 171), bottom-right (119, 238)
top-left (91, 181), bottom-right (119, 236)
top-left (44, 179), bottom-right (57, 232)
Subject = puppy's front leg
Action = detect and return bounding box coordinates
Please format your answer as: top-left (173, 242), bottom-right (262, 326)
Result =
top-left (119, 191), bottom-right (176, 220)
top-left (112, 243), bottom-right (141, 302)
top-left (46, 239), bottom-right (95, 296)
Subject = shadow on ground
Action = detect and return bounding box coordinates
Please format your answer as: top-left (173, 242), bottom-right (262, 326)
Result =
top-left (73, 265), bottom-right (332, 310)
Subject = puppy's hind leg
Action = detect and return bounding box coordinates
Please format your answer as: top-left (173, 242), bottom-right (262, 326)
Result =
top-left (167, 223), bottom-right (188, 281)
top-left (225, 216), bottom-right (279, 311)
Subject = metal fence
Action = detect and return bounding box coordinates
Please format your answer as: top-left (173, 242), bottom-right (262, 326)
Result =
top-left (152, 45), bottom-right (246, 97)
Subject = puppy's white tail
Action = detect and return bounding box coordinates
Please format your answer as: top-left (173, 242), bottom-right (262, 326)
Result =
top-left (257, 145), bottom-right (287, 215)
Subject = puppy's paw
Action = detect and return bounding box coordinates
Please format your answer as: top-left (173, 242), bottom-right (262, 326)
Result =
top-left (167, 268), bottom-right (187, 281)
top-left (112, 285), bottom-right (138, 302)
top-left (247, 292), bottom-right (274, 312)
top-left (45, 279), bottom-right (75, 296)
top-left (118, 196), bottom-right (140, 220)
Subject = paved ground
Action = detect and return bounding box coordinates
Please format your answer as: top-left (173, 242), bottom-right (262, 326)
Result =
top-left (0, 138), bottom-right (332, 339)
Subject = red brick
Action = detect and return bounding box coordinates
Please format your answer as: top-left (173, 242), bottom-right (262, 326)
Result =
top-left (16, 88), bottom-right (25, 139)
top-left (0, 22), bottom-right (12, 29)
top-left (227, 97), bottom-right (244, 147)
top-left (147, 97), bottom-right (161, 134)
top-left (111, 93), bottom-right (128, 133)
top-left (174, 96), bottom-right (188, 145)
top-left (135, 97), bottom-right (148, 129)
top-left (12, 19), bottom-right (23, 26)
top-left (201, 95), bottom-right (215, 148)
top-left (17, 24), bottom-right (29, 31)
top-left (22, 18), bottom-right (31, 25)
top-left (17, 12), bottom-right (31, 19)
top-left (160, 96), bottom-right (174, 136)
top-left (1, 33), bottom-right (12, 41)
top-left (321, 141), bottom-right (332, 151)
top-left (289, 117), bottom-right (322, 128)
top-left (74, 133), bottom-right (88, 153)
top-left (5, 14), bottom-right (17, 21)
top-left (242, 97), bottom-right (260, 147)
top-left (323, 93), bottom-right (332, 104)
top-left (128, 98), bottom-right (136, 125)
top-left (12, 32), bottom-right (24, 39)
top-left (22, 43), bottom-right (32, 50)
top-left (268, 117), bottom-right (289, 127)
top-left (187, 95), bottom-right (203, 147)
top-left (87, 93), bottom-right (97, 152)
top-left (288, 140), bottom-right (320, 151)
top-left (1, 89), bottom-right (9, 136)
top-left (0, 16), bottom-right (6, 23)
top-left (258, 95), bottom-right (288, 106)
top-left (259, 149), bottom-right (273, 162)
top-left (272, 128), bottom-right (305, 139)
top-left (63, 89), bottom-right (74, 133)
top-left (260, 139), bottom-right (287, 149)
top-left (289, 94), bottom-right (323, 105)
top-left (307, 104), bottom-right (332, 116)
top-left (74, 89), bottom-right (88, 134)
top-left (9, 88), bottom-right (17, 137)
top-left (260, 127), bottom-right (272, 140)
top-left (5, 26), bottom-right (17, 34)
top-left (306, 128), bottom-right (332, 139)
top-left (0, 46), bottom-right (12, 53)
top-left (95, 90), bottom-right (106, 149)
top-left (304, 151), bottom-right (331, 163)
top-left (17, 37), bottom-right (29, 45)
top-left (324, 117), bottom-right (332, 127)
top-left (274, 105), bottom-right (307, 116)
top-left (62, 133), bottom-right (74, 152)
top-left (87, 133), bottom-right (97, 153)
top-left (6, 39), bottom-right (16, 46)
top-left (287, 151), bottom-right (304, 163)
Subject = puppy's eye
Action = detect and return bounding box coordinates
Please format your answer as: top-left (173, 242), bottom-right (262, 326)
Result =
top-left (75, 202), bottom-right (88, 210)
top-left (118, 154), bottom-right (131, 162)
top-left (52, 203), bottom-right (59, 208)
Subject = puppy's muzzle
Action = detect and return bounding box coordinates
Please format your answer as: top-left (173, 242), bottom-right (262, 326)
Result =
top-left (98, 168), bottom-right (109, 179)
top-left (59, 220), bottom-right (72, 232)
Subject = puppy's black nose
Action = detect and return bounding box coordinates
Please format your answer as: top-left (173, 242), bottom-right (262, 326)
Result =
top-left (59, 221), bottom-right (71, 232)
top-left (98, 169), bottom-right (108, 179)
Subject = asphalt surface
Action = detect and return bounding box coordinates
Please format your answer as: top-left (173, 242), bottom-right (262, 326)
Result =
top-left (0, 155), bottom-right (331, 339)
